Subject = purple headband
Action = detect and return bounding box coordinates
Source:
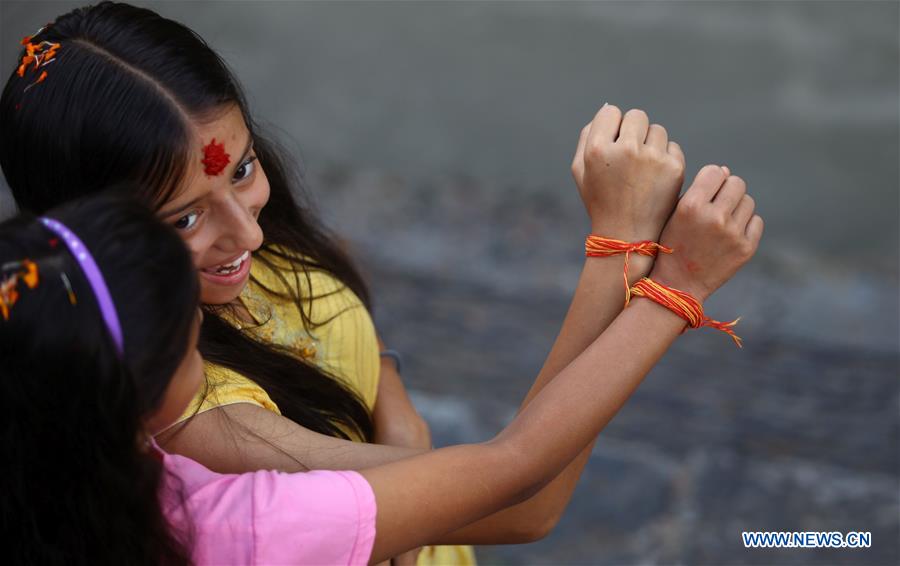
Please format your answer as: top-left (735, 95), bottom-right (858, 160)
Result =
top-left (40, 217), bottom-right (124, 355)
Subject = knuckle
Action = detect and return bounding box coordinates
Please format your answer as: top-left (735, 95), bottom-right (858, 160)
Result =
top-left (754, 215), bottom-right (765, 233)
top-left (727, 185), bottom-right (746, 202)
top-left (700, 164), bottom-right (722, 176)
top-left (711, 211), bottom-right (729, 230)
top-left (570, 161), bottom-right (581, 178)
top-left (665, 154), bottom-right (685, 173)
top-left (625, 108), bottom-right (648, 121)
top-left (678, 196), bottom-right (698, 215)
top-left (602, 104), bottom-right (622, 118)
top-left (743, 194), bottom-right (756, 212)
top-left (619, 140), bottom-right (641, 157)
top-left (585, 141), bottom-right (607, 160)
top-left (739, 238), bottom-right (755, 257)
top-left (643, 145), bottom-right (664, 161)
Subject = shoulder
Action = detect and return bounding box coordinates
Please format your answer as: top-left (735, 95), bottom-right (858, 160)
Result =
top-left (163, 362), bottom-right (282, 430)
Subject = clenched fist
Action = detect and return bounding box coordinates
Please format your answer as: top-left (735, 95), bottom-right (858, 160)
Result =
top-left (650, 165), bottom-right (764, 303)
top-left (571, 104), bottom-right (685, 244)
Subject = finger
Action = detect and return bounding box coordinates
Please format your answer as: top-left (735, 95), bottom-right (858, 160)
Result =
top-left (617, 108), bottom-right (650, 144)
top-left (667, 140), bottom-right (685, 165)
top-left (571, 122), bottom-right (590, 178)
top-left (722, 165), bottom-right (731, 177)
top-left (712, 175), bottom-right (746, 213)
top-left (685, 164), bottom-right (728, 202)
top-left (732, 194), bottom-right (755, 226)
top-left (645, 124), bottom-right (668, 151)
top-left (587, 103), bottom-right (623, 144)
top-left (745, 214), bottom-right (764, 242)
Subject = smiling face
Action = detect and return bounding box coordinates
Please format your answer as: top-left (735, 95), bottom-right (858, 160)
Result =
top-left (157, 104), bottom-right (270, 305)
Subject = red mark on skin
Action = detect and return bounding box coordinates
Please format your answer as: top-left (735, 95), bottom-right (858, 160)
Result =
top-left (201, 138), bottom-right (230, 176)
top-left (686, 259), bottom-right (701, 273)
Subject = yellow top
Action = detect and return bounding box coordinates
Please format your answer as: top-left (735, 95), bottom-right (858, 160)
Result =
top-left (175, 249), bottom-right (380, 426)
top-left (175, 248), bottom-right (476, 566)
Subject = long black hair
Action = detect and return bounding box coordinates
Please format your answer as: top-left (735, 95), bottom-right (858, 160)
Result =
top-left (0, 192), bottom-right (196, 565)
top-left (0, 1), bottom-right (373, 441)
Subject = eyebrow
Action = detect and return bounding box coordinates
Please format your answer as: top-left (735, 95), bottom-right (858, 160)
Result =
top-left (159, 134), bottom-right (255, 219)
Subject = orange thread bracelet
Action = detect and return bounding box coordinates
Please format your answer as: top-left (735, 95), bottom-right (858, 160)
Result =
top-left (585, 235), bottom-right (673, 307)
top-left (629, 277), bottom-right (743, 348)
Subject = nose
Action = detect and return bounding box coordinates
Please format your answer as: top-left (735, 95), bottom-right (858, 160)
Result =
top-left (213, 191), bottom-right (263, 253)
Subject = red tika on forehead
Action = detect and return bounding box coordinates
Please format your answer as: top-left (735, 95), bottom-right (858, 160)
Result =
top-left (201, 138), bottom-right (231, 176)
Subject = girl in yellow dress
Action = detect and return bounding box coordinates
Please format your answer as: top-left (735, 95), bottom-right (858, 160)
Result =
top-left (3, 3), bottom-right (471, 564)
top-left (3, 2), bottom-right (761, 563)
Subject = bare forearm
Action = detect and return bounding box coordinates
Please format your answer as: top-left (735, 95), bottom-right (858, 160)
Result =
top-left (439, 254), bottom-right (650, 543)
top-left (495, 298), bottom-right (686, 477)
top-left (365, 298), bottom-right (686, 558)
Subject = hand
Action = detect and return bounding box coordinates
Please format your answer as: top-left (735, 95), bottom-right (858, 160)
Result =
top-left (649, 165), bottom-right (764, 303)
top-left (571, 104), bottom-right (685, 243)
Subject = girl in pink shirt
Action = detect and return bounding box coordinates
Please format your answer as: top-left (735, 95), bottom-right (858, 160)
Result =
top-left (2, 150), bottom-right (760, 564)
top-left (1, 194), bottom-right (377, 565)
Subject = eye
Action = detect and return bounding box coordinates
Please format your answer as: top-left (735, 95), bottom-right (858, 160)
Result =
top-left (234, 155), bottom-right (258, 182)
top-left (173, 210), bottom-right (201, 231)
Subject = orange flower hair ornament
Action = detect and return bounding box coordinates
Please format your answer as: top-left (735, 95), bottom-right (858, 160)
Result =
top-left (18, 26), bottom-right (59, 94)
top-left (0, 259), bottom-right (40, 321)
top-left (202, 138), bottom-right (231, 176)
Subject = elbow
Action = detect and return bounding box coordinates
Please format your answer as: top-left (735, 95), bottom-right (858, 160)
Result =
top-left (498, 510), bottom-right (560, 543)
top-left (514, 524), bottom-right (553, 544)
top-left (536, 509), bottom-right (563, 541)
top-left (522, 509), bottom-right (563, 543)
top-left (373, 405), bottom-right (432, 450)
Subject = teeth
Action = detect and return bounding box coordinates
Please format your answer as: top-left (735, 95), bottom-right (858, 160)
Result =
top-left (211, 251), bottom-right (249, 274)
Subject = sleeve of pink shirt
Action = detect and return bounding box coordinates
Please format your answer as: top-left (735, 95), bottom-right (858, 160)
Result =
top-left (160, 449), bottom-right (377, 565)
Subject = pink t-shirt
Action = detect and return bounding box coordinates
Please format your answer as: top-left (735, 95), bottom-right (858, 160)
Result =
top-left (156, 445), bottom-right (377, 565)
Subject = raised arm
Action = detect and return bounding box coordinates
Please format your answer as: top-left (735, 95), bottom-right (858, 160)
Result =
top-left (438, 104), bottom-right (686, 542)
top-left (160, 104), bottom-right (687, 539)
top-left (362, 163), bottom-right (763, 561)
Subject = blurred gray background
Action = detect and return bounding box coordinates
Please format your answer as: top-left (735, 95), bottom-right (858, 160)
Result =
top-left (2, 1), bottom-right (898, 565)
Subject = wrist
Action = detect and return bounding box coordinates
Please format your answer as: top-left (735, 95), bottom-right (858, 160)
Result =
top-left (646, 270), bottom-right (709, 304)
top-left (586, 253), bottom-right (653, 286)
top-left (624, 254), bottom-right (654, 286)
top-left (589, 221), bottom-right (661, 244)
